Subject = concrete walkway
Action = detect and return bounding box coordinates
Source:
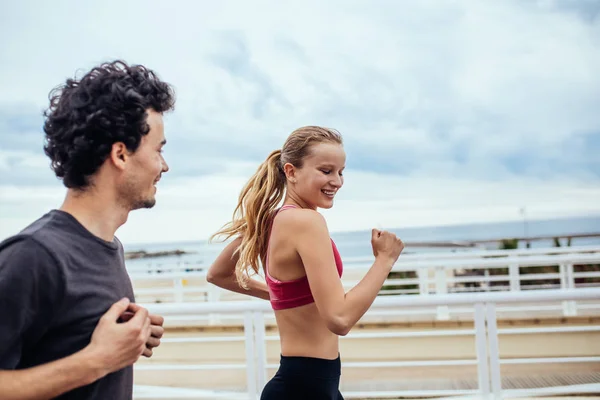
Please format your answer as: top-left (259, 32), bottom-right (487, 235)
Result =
top-left (133, 316), bottom-right (600, 398)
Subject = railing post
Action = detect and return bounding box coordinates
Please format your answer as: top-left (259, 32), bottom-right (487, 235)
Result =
top-left (509, 263), bottom-right (520, 291)
top-left (435, 266), bottom-right (449, 320)
top-left (418, 267), bottom-right (429, 295)
top-left (242, 311), bottom-right (268, 399)
top-left (474, 303), bottom-right (490, 397)
top-left (560, 263), bottom-right (577, 316)
top-left (566, 263), bottom-right (578, 316)
top-left (207, 285), bottom-right (221, 325)
top-left (486, 303), bottom-right (502, 399)
top-left (244, 312), bottom-right (258, 399)
top-left (253, 311), bottom-right (268, 393)
top-left (560, 263), bottom-right (569, 315)
top-left (173, 278), bottom-right (184, 302)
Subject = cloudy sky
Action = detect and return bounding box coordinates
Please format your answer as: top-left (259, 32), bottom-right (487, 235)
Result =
top-left (1, 0), bottom-right (599, 245)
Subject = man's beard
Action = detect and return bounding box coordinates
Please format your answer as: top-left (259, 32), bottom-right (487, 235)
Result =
top-left (120, 178), bottom-right (157, 211)
top-left (130, 197), bottom-right (156, 210)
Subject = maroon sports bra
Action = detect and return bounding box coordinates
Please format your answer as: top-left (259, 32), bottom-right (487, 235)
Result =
top-left (264, 205), bottom-right (344, 310)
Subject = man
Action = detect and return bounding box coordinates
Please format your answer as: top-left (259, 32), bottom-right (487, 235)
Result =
top-left (0, 60), bottom-right (176, 399)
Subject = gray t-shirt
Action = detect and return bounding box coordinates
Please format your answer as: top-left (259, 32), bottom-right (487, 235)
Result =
top-left (0, 210), bottom-right (136, 399)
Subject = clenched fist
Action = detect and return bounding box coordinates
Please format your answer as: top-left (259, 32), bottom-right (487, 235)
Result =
top-left (371, 229), bottom-right (404, 267)
top-left (84, 298), bottom-right (152, 378)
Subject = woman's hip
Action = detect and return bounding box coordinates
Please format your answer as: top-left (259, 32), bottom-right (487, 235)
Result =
top-left (260, 354), bottom-right (343, 400)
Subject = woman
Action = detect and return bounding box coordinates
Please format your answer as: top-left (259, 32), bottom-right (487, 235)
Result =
top-left (207, 126), bottom-right (404, 399)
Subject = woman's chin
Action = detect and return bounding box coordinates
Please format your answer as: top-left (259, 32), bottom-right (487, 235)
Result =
top-left (319, 199), bottom-right (335, 209)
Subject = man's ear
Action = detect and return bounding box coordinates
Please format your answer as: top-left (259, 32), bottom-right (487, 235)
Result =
top-left (109, 142), bottom-right (128, 170)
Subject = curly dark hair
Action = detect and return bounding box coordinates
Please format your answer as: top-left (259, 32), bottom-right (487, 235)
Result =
top-left (43, 60), bottom-right (176, 189)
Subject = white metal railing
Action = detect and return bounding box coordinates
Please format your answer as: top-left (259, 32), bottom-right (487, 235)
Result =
top-left (126, 245), bottom-right (600, 274)
top-left (134, 288), bottom-right (600, 400)
top-left (128, 247), bottom-right (600, 320)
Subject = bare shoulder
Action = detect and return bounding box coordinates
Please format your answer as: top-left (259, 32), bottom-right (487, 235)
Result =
top-left (276, 208), bottom-right (328, 234)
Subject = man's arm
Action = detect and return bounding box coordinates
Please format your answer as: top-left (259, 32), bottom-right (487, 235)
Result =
top-left (0, 239), bottom-right (152, 400)
top-left (0, 298), bottom-right (151, 400)
top-left (0, 344), bottom-right (104, 400)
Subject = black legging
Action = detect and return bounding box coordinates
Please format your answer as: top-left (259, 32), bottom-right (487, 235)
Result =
top-left (260, 354), bottom-right (344, 400)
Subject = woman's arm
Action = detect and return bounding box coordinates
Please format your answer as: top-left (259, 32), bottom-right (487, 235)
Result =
top-left (292, 210), bottom-right (403, 336)
top-left (206, 237), bottom-right (270, 300)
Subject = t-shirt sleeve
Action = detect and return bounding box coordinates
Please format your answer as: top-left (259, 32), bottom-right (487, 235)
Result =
top-left (0, 238), bottom-right (66, 369)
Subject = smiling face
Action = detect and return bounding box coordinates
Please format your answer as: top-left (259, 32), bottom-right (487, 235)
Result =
top-left (119, 109), bottom-right (169, 210)
top-left (284, 142), bottom-right (346, 210)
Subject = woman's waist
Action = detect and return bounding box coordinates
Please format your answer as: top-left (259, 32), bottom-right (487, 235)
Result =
top-left (279, 331), bottom-right (339, 359)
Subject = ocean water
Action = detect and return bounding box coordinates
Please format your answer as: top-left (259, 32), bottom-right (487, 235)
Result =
top-left (124, 215), bottom-right (600, 270)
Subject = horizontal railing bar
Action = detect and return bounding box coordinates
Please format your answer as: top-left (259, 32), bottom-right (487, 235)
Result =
top-left (331, 253), bottom-right (600, 269)
top-left (327, 359), bottom-right (478, 368)
top-left (142, 288), bottom-right (600, 315)
top-left (158, 301), bottom-right (595, 322)
top-left (135, 364), bottom-right (246, 370)
top-left (342, 389), bottom-right (480, 398)
top-left (343, 245), bottom-right (600, 261)
top-left (578, 304), bottom-right (600, 309)
top-left (149, 325), bottom-right (599, 345)
top-left (129, 272), bottom-right (207, 280)
top-left (575, 272), bottom-right (600, 279)
top-left (265, 330), bottom-right (477, 340)
top-left (135, 357), bottom-right (598, 372)
top-left (133, 393), bottom-right (248, 399)
top-left (500, 356), bottom-right (600, 364)
top-left (132, 386), bottom-right (481, 398)
top-left (133, 287), bottom-right (210, 295)
top-left (497, 326), bottom-right (600, 334)
top-left (161, 337), bottom-right (244, 343)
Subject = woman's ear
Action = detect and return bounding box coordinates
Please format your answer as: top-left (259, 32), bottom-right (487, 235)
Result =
top-left (283, 162), bottom-right (297, 184)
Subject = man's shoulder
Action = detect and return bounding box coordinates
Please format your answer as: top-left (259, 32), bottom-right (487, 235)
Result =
top-left (0, 214), bottom-right (68, 290)
top-left (19, 210), bottom-right (71, 238)
top-left (0, 211), bottom-right (69, 260)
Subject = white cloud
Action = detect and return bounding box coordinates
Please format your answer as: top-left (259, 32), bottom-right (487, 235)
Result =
top-left (0, 150), bottom-right (47, 170)
top-left (0, 0), bottom-right (599, 243)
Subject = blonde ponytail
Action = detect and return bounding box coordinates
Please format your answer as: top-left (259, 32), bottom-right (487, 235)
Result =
top-left (210, 149), bottom-right (286, 288)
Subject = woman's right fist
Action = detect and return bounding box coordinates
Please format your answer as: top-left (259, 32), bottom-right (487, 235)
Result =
top-left (371, 229), bottom-right (404, 264)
